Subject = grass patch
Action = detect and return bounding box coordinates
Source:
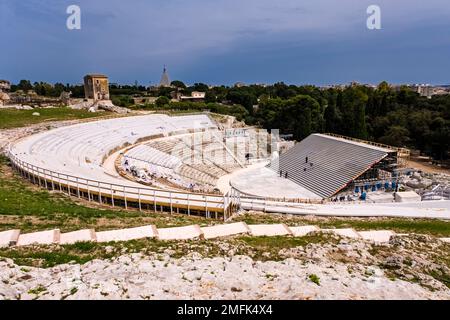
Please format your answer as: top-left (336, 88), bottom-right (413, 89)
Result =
top-left (321, 219), bottom-right (450, 237)
top-left (0, 155), bottom-right (212, 232)
top-left (429, 270), bottom-right (450, 289)
top-left (0, 107), bottom-right (110, 129)
top-left (0, 238), bottom-right (181, 268)
top-left (28, 285), bottom-right (47, 295)
top-left (0, 247), bottom-right (97, 268)
top-left (0, 150), bottom-right (447, 238)
top-left (308, 274), bottom-right (320, 286)
top-left (0, 235), bottom-right (335, 268)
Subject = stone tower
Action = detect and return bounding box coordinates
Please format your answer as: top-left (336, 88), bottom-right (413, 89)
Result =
top-left (84, 74), bottom-right (110, 101)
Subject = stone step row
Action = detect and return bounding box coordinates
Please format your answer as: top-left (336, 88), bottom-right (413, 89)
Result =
top-left (1, 223), bottom-right (445, 248)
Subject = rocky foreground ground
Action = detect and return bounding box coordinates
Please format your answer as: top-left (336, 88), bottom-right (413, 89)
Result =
top-left (1, 234), bottom-right (449, 300)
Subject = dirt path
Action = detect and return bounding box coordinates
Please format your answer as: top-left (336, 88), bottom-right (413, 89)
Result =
top-left (406, 160), bottom-right (450, 175)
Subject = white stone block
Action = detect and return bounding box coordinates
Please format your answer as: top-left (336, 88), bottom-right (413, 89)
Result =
top-left (60, 229), bottom-right (96, 245)
top-left (17, 229), bottom-right (60, 246)
top-left (395, 191), bottom-right (421, 203)
top-left (156, 225), bottom-right (204, 241)
top-left (96, 225), bottom-right (157, 243)
top-left (0, 230), bottom-right (20, 247)
top-left (247, 224), bottom-right (292, 237)
top-left (201, 222), bottom-right (250, 239)
top-left (289, 225), bottom-right (320, 237)
top-left (358, 230), bottom-right (395, 243)
top-left (322, 228), bottom-right (361, 239)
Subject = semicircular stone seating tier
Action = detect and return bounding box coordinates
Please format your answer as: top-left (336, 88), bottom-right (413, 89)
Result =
top-left (10, 114), bottom-right (450, 221)
top-left (11, 114), bottom-right (216, 184)
top-left (121, 128), bottom-right (270, 192)
top-left (9, 114), bottom-right (235, 217)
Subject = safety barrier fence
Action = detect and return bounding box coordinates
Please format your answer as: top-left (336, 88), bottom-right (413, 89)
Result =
top-left (323, 133), bottom-right (411, 160)
top-left (229, 183), bottom-right (325, 205)
top-left (7, 149), bottom-right (239, 221)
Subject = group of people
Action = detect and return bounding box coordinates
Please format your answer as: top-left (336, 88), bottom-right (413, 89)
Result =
top-left (123, 159), bottom-right (150, 182)
top-left (279, 157), bottom-right (315, 178)
top-left (123, 157), bottom-right (216, 194)
top-left (330, 194), bottom-right (354, 202)
top-left (279, 170), bottom-right (289, 179)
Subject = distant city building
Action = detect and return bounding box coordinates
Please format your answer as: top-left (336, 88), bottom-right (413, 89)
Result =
top-left (159, 65), bottom-right (171, 87)
top-left (234, 82), bottom-right (246, 88)
top-left (179, 91), bottom-right (206, 102)
top-left (191, 91), bottom-right (206, 99)
top-left (410, 84), bottom-right (434, 99)
top-left (0, 80), bottom-right (11, 92)
top-left (432, 87), bottom-right (450, 96)
top-left (84, 74), bottom-right (110, 101)
top-left (253, 83), bottom-right (268, 88)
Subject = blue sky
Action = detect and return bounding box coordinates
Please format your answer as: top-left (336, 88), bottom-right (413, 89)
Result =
top-left (1, 0), bottom-right (450, 86)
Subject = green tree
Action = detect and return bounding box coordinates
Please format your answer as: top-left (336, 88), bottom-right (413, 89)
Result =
top-left (226, 89), bottom-right (257, 115)
top-left (353, 103), bottom-right (368, 139)
top-left (17, 80), bottom-right (33, 91)
top-left (379, 126), bottom-right (410, 147)
top-left (284, 95), bottom-right (321, 139)
top-left (54, 83), bottom-right (66, 97)
top-left (155, 96), bottom-right (170, 108)
top-left (204, 91), bottom-right (217, 103)
top-left (190, 83), bottom-right (209, 92)
top-left (340, 86), bottom-right (368, 137)
top-left (429, 117), bottom-right (450, 160)
top-left (171, 80), bottom-right (186, 89)
top-left (324, 104), bottom-right (340, 133)
top-left (255, 97), bottom-right (284, 129)
top-left (377, 81), bottom-right (390, 92)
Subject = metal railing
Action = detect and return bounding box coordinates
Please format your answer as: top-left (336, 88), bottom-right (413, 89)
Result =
top-left (229, 183), bottom-right (325, 205)
top-left (7, 149), bottom-right (237, 220)
top-left (323, 133), bottom-right (411, 159)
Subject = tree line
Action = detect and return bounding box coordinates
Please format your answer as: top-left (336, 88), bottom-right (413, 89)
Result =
top-left (156, 80), bottom-right (449, 160)
top-left (251, 82), bottom-right (449, 161)
top-left (9, 79), bottom-right (450, 160)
